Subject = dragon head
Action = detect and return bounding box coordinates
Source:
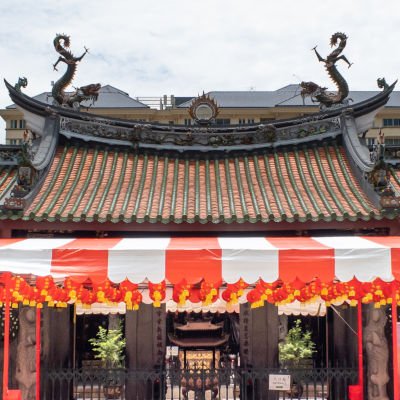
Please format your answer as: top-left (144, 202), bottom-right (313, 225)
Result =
top-left (300, 81), bottom-right (327, 97)
top-left (54, 33), bottom-right (71, 48)
top-left (79, 83), bottom-right (102, 101)
top-left (330, 32), bottom-right (348, 47)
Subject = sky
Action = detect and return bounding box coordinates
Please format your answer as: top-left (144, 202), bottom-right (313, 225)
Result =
top-left (0, 0), bottom-right (399, 140)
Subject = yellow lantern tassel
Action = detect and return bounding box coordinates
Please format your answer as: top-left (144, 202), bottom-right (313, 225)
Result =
top-left (153, 290), bottom-right (162, 307)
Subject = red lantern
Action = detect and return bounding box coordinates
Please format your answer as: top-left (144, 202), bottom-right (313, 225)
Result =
top-left (173, 280), bottom-right (191, 306)
top-left (149, 281), bottom-right (166, 307)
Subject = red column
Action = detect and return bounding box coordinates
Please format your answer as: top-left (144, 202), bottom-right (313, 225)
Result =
top-left (392, 287), bottom-right (399, 400)
top-left (36, 307), bottom-right (41, 400)
top-left (357, 302), bottom-right (364, 399)
top-left (2, 273), bottom-right (10, 400)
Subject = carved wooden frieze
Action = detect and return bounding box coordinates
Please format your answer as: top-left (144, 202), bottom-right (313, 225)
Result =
top-left (59, 115), bottom-right (341, 150)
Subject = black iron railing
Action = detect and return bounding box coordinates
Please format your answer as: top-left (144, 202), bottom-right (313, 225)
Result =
top-left (42, 366), bottom-right (358, 400)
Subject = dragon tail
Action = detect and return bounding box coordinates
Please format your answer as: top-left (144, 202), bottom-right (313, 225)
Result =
top-left (325, 65), bottom-right (349, 101)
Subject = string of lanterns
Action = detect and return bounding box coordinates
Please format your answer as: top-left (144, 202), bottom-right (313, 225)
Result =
top-left (0, 275), bottom-right (399, 309)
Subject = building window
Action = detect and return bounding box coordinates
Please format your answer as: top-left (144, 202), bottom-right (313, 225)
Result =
top-left (385, 137), bottom-right (400, 145)
top-left (383, 119), bottom-right (400, 127)
top-left (9, 120), bottom-right (25, 129)
top-left (260, 118), bottom-right (275, 123)
top-left (184, 119), bottom-right (192, 126)
top-left (239, 118), bottom-right (255, 125)
top-left (7, 139), bottom-right (21, 145)
top-left (215, 119), bottom-right (230, 125)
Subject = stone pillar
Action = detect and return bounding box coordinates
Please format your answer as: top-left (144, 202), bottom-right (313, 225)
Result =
top-left (41, 305), bottom-right (73, 400)
top-left (363, 305), bottom-right (390, 400)
top-left (125, 304), bottom-right (166, 400)
top-left (240, 303), bottom-right (279, 400)
top-left (15, 307), bottom-right (37, 400)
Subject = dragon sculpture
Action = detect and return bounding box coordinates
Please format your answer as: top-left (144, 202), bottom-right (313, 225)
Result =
top-left (301, 32), bottom-right (352, 108)
top-left (14, 77), bottom-right (28, 92)
top-left (52, 34), bottom-right (101, 109)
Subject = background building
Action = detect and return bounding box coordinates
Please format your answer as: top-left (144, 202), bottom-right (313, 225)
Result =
top-left (3, 84), bottom-right (400, 155)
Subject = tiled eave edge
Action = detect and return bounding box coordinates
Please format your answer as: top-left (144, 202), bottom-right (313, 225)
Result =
top-left (0, 210), bottom-right (388, 224)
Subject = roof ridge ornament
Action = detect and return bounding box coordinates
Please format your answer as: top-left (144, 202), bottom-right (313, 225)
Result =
top-left (14, 77), bottom-right (28, 93)
top-left (188, 92), bottom-right (219, 126)
top-left (300, 32), bottom-right (352, 109)
top-left (377, 77), bottom-right (389, 91)
top-left (51, 34), bottom-right (101, 109)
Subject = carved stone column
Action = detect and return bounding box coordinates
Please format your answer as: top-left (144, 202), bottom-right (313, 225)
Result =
top-left (15, 307), bottom-right (36, 400)
top-left (363, 305), bottom-right (390, 400)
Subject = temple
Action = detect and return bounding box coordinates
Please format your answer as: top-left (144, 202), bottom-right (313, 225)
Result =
top-left (0, 32), bottom-right (399, 400)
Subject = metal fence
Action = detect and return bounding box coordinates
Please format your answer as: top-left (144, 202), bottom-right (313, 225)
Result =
top-left (42, 366), bottom-right (358, 400)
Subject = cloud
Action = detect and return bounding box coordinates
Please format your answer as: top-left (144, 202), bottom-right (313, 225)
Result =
top-left (0, 0), bottom-right (399, 140)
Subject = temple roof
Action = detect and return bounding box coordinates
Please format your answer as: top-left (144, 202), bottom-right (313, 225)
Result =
top-left (175, 322), bottom-right (223, 332)
top-left (168, 333), bottom-right (229, 348)
top-left (1, 79), bottom-right (399, 226)
top-left (0, 166), bottom-right (17, 203)
top-left (11, 141), bottom-right (379, 224)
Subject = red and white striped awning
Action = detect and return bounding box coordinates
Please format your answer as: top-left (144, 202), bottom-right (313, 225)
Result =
top-left (0, 236), bottom-right (399, 284)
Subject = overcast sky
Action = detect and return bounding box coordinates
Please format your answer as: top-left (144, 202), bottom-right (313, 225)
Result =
top-left (0, 0), bottom-right (398, 138)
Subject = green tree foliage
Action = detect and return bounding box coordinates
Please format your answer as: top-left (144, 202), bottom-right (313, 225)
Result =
top-left (279, 319), bottom-right (315, 366)
top-left (89, 325), bottom-right (126, 368)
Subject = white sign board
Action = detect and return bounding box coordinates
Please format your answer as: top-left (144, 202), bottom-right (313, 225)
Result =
top-left (269, 374), bottom-right (291, 391)
top-left (166, 346), bottom-right (179, 357)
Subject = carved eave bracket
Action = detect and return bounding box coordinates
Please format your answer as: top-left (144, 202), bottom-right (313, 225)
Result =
top-left (2, 162), bottom-right (37, 212)
top-left (367, 133), bottom-right (400, 212)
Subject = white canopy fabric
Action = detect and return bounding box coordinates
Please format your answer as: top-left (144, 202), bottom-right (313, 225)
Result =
top-left (0, 236), bottom-right (399, 284)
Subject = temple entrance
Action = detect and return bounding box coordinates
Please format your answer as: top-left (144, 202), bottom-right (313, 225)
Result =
top-left (166, 311), bottom-right (238, 399)
top-left (38, 304), bottom-right (360, 400)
